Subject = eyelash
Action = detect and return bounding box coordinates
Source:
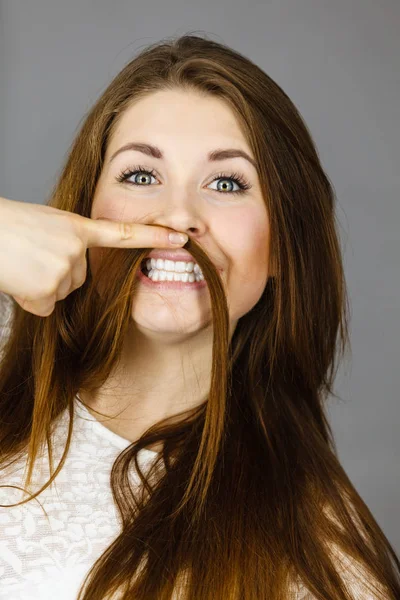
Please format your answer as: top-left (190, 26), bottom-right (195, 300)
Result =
top-left (115, 164), bottom-right (251, 196)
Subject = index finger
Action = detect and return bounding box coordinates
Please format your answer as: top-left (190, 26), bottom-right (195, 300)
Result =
top-left (77, 216), bottom-right (188, 249)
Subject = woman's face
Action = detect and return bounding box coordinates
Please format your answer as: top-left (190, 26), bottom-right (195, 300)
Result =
top-left (90, 88), bottom-right (272, 338)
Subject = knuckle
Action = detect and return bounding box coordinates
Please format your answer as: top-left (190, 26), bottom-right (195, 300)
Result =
top-left (33, 275), bottom-right (58, 298)
top-left (56, 260), bottom-right (72, 280)
top-left (39, 304), bottom-right (55, 317)
top-left (119, 221), bottom-right (134, 241)
top-left (65, 218), bottom-right (85, 249)
top-left (70, 238), bottom-right (85, 257)
top-left (41, 283), bottom-right (58, 299)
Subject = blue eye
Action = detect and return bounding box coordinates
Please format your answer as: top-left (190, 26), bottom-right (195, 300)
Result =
top-left (115, 164), bottom-right (252, 196)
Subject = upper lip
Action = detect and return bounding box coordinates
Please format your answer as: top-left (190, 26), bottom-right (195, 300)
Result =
top-left (147, 250), bottom-right (195, 262)
top-left (144, 250), bottom-right (222, 270)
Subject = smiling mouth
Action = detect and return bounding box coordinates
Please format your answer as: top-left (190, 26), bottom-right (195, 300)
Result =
top-left (140, 258), bottom-right (202, 276)
top-left (140, 258), bottom-right (224, 279)
top-left (140, 259), bottom-right (201, 279)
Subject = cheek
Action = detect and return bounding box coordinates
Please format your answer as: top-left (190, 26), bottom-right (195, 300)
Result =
top-left (220, 208), bottom-right (270, 318)
top-left (222, 208), bottom-right (270, 276)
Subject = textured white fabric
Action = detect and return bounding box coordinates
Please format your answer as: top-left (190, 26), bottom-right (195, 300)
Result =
top-left (0, 292), bottom-right (157, 598)
top-left (0, 390), bottom-right (158, 599)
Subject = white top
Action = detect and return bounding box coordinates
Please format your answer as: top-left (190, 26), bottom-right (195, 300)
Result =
top-left (0, 293), bottom-right (387, 599)
top-left (0, 391), bottom-right (158, 599)
top-left (0, 292), bottom-right (159, 598)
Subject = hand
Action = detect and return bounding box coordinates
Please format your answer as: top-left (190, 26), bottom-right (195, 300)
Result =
top-left (0, 196), bottom-right (188, 316)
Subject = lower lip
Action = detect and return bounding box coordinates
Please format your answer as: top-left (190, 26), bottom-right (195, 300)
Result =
top-left (137, 266), bottom-right (213, 290)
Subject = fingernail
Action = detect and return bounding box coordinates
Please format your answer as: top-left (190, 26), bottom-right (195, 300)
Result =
top-left (169, 233), bottom-right (188, 245)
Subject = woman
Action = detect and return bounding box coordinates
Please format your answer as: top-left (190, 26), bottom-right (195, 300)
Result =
top-left (0, 33), bottom-right (399, 600)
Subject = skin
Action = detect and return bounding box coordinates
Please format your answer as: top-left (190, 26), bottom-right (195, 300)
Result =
top-left (79, 88), bottom-right (273, 452)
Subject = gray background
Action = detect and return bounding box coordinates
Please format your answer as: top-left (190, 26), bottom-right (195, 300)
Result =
top-left (1, 1), bottom-right (399, 550)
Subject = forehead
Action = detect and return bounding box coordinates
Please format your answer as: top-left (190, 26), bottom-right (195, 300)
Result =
top-left (106, 89), bottom-right (251, 158)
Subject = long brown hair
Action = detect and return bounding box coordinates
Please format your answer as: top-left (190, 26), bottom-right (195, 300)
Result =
top-left (0, 32), bottom-right (399, 600)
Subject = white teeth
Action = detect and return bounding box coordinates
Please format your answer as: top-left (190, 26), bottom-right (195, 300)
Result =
top-left (146, 258), bottom-right (203, 275)
top-left (146, 269), bottom-right (203, 283)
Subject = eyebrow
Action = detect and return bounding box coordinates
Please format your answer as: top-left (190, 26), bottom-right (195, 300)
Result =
top-left (108, 142), bottom-right (258, 170)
